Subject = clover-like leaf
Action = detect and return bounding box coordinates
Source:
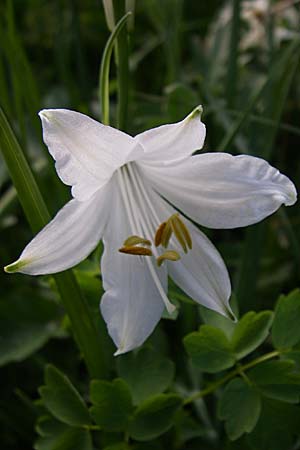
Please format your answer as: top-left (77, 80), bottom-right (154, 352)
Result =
top-left (272, 289), bottom-right (300, 349)
top-left (231, 311), bottom-right (273, 359)
top-left (39, 365), bottom-right (91, 427)
top-left (248, 360), bottom-right (300, 403)
top-left (90, 378), bottom-right (133, 432)
top-left (35, 415), bottom-right (93, 450)
top-left (129, 393), bottom-right (182, 441)
top-left (218, 377), bottom-right (261, 440)
top-left (184, 325), bottom-right (235, 373)
top-left (117, 346), bottom-right (175, 404)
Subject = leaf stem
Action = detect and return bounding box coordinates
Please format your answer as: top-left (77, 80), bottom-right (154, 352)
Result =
top-left (184, 350), bottom-right (280, 405)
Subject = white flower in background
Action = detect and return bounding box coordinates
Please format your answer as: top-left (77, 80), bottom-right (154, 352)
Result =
top-left (206, 0), bottom-right (299, 63)
top-left (5, 107), bottom-right (297, 355)
top-left (242, 0), bottom-right (299, 50)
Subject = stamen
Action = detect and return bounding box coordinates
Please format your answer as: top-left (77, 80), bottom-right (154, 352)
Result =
top-left (157, 250), bottom-right (181, 267)
top-left (119, 246), bottom-right (153, 256)
top-left (161, 222), bottom-right (172, 248)
top-left (154, 222), bottom-right (167, 247)
top-left (170, 215), bottom-right (188, 253)
top-left (123, 235), bottom-right (151, 246)
top-left (174, 215), bottom-right (192, 250)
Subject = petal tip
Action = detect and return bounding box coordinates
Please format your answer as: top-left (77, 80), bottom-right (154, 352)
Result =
top-left (223, 305), bottom-right (237, 322)
top-left (4, 258), bottom-right (33, 274)
top-left (285, 185), bottom-right (297, 206)
top-left (189, 105), bottom-right (203, 120)
top-left (4, 259), bottom-right (23, 274)
top-left (114, 348), bottom-right (124, 357)
top-left (38, 109), bottom-right (57, 122)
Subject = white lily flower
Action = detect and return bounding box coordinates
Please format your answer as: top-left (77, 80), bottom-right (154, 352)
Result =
top-left (5, 107), bottom-right (297, 355)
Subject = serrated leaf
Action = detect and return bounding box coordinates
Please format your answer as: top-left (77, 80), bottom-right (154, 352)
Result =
top-left (184, 325), bottom-right (235, 373)
top-left (117, 347), bottom-right (174, 404)
top-left (272, 289), bottom-right (300, 349)
top-left (248, 360), bottom-right (300, 403)
top-left (39, 365), bottom-right (91, 427)
top-left (218, 378), bottom-right (261, 440)
top-left (231, 311), bottom-right (273, 359)
top-left (129, 393), bottom-right (182, 441)
top-left (90, 378), bottom-right (133, 432)
top-left (35, 416), bottom-right (92, 450)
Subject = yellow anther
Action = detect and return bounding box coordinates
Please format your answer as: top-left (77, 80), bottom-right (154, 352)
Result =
top-left (170, 215), bottom-right (188, 253)
top-left (123, 235), bottom-right (151, 247)
top-left (161, 222), bottom-right (172, 248)
top-left (154, 213), bottom-right (193, 252)
top-left (157, 250), bottom-right (181, 267)
top-left (119, 246), bottom-right (153, 256)
top-left (154, 222), bottom-right (167, 247)
top-left (175, 216), bottom-right (192, 250)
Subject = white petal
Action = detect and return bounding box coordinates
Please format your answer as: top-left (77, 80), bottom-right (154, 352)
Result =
top-left (134, 105), bottom-right (205, 165)
top-left (5, 183), bottom-right (112, 275)
top-left (152, 195), bottom-right (233, 319)
top-left (100, 179), bottom-right (166, 355)
top-left (39, 109), bottom-right (141, 201)
top-left (143, 153), bottom-right (297, 229)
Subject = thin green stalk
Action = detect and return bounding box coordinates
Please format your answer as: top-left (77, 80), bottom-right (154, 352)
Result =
top-left (113, 0), bottom-right (130, 131)
top-left (184, 350), bottom-right (280, 405)
top-left (0, 108), bottom-right (108, 380)
top-left (99, 11), bottom-right (132, 125)
top-left (218, 80), bottom-right (265, 152)
top-left (235, 40), bottom-right (300, 311)
top-left (226, 0), bottom-right (241, 107)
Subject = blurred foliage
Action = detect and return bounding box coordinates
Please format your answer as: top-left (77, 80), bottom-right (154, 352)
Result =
top-left (0, 0), bottom-right (300, 449)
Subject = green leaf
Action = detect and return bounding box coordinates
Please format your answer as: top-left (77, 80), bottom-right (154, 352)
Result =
top-left (129, 393), bottom-right (182, 441)
top-left (231, 311), bottom-right (273, 359)
top-left (199, 302), bottom-right (237, 339)
top-left (272, 289), bottom-right (300, 349)
top-left (248, 360), bottom-right (300, 403)
top-left (218, 378), bottom-right (261, 441)
top-left (247, 399), bottom-right (300, 450)
top-left (90, 378), bottom-right (133, 432)
top-left (117, 347), bottom-right (175, 404)
top-left (39, 365), bottom-right (91, 427)
top-left (35, 416), bottom-right (93, 450)
top-left (0, 293), bottom-right (60, 366)
top-left (184, 325), bottom-right (235, 373)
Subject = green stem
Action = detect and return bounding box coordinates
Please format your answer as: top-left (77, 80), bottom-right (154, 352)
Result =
top-left (99, 11), bottom-right (132, 125)
top-left (226, 0), bottom-right (240, 107)
top-left (0, 108), bottom-right (108, 380)
top-left (184, 350), bottom-right (279, 405)
top-left (113, 0), bottom-right (129, 131)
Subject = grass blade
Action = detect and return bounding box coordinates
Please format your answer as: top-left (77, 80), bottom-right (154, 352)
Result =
top-left (0, 108), bottom-right (109, 379)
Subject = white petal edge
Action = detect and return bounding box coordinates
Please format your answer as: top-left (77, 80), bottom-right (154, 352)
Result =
top-left (134, 105), bottom-right (206, 165)
top-left (100, 175), bottom-right (167, 355)
top-left (149, 189), bottom-right (234, 319)
top-left (39, 109), bottom-right (142, 201)
top-left (142, 153), bottom-right (297, 229)
top-left (5, 182), bottom-right (112, 275)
